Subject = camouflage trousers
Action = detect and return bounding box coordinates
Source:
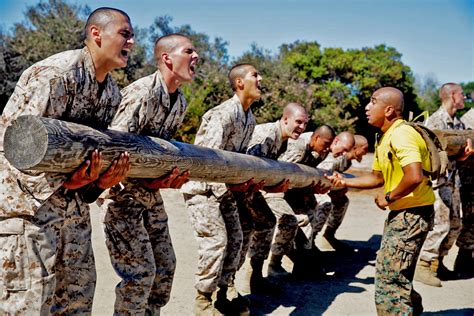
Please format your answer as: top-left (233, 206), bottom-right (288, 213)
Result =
top-left (312, 192), bottom-right (349, 234)
top-left (0, 190), bottom-right (96, 315)
top-left (263, 192), bottom-right (300, 256)
top-left (375, 205), bottom-right (434, 315)
top-left (184, 190), bottom-right (243, 293)
top-left (420, 185), bottom-right (462, 262)
top-left (457, 158), bottom-right (474, 250)
top-left (285, 189), bottom-right (317, 250)
top-left (104, 191), bottom-right (175, 315)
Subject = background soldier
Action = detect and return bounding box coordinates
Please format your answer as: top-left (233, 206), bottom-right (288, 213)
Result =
top-left (415, 83), bottom-right (466, 287)
top-left (245, 103), bottom-right (307, 285)
top-left (104, 34), bottom-right (198, 315)
top-left (318, 134), bottom-right (369, 251)
top-left (0, 7), bottom-right (133, 314)
top-left (181, 63), bottom-right (262, 315)
top-left (327, 87), bottom-right (435, 315)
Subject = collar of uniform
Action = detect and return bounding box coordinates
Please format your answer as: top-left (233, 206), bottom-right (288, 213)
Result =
top-left (82, 46), bottom-right (99, 83)
top-left (231, 94), bottom-right (253, 122)
top-left (153, 70), bottom-right (172, 109)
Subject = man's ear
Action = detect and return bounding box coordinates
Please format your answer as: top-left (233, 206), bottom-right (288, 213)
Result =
top-left (162, 52), bottom-right (172, 68)
top-left (385, 105), bottom-right (395, 117)
top-left (235, 77), bottom-right (244, 90)
top-left (89, 25), bottom-right (101, 46)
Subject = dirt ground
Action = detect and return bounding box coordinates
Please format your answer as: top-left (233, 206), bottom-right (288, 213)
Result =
top-left (91, 155), bottom-right (474, 315)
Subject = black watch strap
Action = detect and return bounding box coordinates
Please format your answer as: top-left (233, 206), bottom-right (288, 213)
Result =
top-left (385, 191), bottom-right (392, 203)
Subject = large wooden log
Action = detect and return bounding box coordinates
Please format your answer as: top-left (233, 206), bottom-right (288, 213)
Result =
top-left (432, 129), bottom-right (473, 156)
top-left (3, 115), bottom-right (329, 188)
top-left (4, 116), bottom-right (473, 188)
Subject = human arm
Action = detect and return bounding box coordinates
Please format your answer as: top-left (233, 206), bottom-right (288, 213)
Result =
top-left (326, 170), bottom-right (384, 190)
top-left (64, 151), bottom-right (131, 203)
top-left (374, 162), bottom-right (423, 210)
top-left (262, 179), bottom-right (290, 193)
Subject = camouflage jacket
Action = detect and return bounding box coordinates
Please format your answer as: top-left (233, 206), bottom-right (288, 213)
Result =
top-left (108, 70), bottom-right (188, 204)
top-left (181, 94), bottom-right (256, 197)
top-left (278, 132), bottom-right (328, 167)
top-left (247, 121), bottom-right (287, 159)
top-left (0, 47), bottom-right (121, 216)
top-left (461, 108), bottom-right (474, 129)
top-left (318, 154), bottom-right (351, 174)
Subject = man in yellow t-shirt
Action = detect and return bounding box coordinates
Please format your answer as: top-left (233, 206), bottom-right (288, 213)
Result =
top-left (327, 87), bottom-right (435, 315)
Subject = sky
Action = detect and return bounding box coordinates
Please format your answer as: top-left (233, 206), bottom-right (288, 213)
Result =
top-left (1, 0), bottom-right (473, 84)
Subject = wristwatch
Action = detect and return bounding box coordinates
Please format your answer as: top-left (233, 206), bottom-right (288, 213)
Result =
top-left (385, 191), bottom-right (393, 203)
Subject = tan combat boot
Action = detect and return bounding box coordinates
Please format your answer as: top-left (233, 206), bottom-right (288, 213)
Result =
top-left (414, 259), bottom-right (442, 287)
top-left (195, 291), bottom-right (215, 316)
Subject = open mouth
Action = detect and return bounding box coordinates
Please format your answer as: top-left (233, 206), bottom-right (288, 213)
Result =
top-left (190, 64), bottom-right (196, 74)
top-left (121, 50), bottom-right (129, 58)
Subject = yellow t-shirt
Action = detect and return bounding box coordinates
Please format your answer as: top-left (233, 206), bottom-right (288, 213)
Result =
top-left (372, 119), bottom-right (435, 210)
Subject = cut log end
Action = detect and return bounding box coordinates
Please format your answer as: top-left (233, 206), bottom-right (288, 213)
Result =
top-left (4, 115), bottom-right (48, 170)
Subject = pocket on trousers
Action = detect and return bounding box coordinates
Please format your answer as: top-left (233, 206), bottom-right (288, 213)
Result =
top-left (0, 218), bottom-right (30, 291)
top-left (397, 240), bottom-right (418, 272)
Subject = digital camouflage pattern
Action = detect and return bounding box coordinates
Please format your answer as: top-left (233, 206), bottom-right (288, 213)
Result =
top-left (246, 121), bottom-right (294, 258)
top-left (276, 132), bottom-right (331, 249)
top-left (0, 47), bottom-right (121, 315)
top-left (375, 206), bottom-right (433, 315)
top-left (420, 107), bottom-right (465, 262)
top-left (181, 95), bottom-right (256, 293)
top-left (104, 69), bottom-right (187, 314)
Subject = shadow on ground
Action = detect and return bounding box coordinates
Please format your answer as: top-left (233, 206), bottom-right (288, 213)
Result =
top-left (422, 309), bottom-right (474, 315)
top-left (245, 234), bottom-right (382, 315)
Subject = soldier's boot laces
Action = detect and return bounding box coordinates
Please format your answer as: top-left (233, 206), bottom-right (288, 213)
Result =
top-left (195, 291), bottom-right (215, 316)
top-left (414, 259), bottom-right (442, 287)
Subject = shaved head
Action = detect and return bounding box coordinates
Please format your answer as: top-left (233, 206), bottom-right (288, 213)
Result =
top-left (375, 87), bottom-right (405, 115)
top-left (85, 7), bottom-right (130, 40)
top-left (313, 124), bottom-right (336, 139)
top-left (154, 33), bottom-right (191, 65)
top-left (354, 135), bottom-right (368, 148)
top-left (282, 102), bottom-right (307, 119)
top-left (331, 131), bottom-right (355, 157)
top-left (228, 64), bottom-right (254, 91)
top-left (439, 83), bottom-right (462, 103)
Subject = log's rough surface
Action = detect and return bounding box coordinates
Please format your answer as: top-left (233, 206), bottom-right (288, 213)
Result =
top-left (4, 115), bottom-right (329, 188)
top-left (4, 116), bottom-right (473, 188)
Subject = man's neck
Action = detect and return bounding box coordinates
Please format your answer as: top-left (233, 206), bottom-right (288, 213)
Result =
top-left (236, 92), bottom-right (255, 112)
top-left (161, 70), bottom-right (181, 94)
top-left (380, 116), bottom-right (402, 133)
top-left (442, 103), bottom-right (456, 118)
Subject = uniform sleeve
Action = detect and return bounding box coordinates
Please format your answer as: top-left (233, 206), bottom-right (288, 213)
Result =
top-left (279, 140), bottom-right (305, 163)
top-left (425, 113), bottom-right (446, 130)
top-left (110, 86), bottom-right (145, 133)
top-left (195, 111), bottom-right (232, 150)
top-left (391, 125), bottom-right (423, 167)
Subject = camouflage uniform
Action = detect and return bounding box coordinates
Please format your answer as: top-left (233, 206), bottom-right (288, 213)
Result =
top-left (419, 107), bottom-right (464, 262)
top-left (181, 95), bottom-right (256, 293)
top-left (0, 47), bottom-right (121, 315)
top-left (104, 70), bottom-right (187, 314)
top-left (246, 121), bottom-right (290, 259)
top-left (279, 132), bottom-right (328, 249)
top-left (456, 109), bottom-right (474, 251)
top-left (312, 154), bottom-right (352, 236)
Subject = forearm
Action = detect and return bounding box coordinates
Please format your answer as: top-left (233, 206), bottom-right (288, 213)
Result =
top-left (344, 172), bottom-right (384, 189)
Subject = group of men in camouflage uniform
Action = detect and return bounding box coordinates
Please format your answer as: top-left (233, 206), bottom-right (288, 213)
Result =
top-left (0, 6), bottom-right (472, 316)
